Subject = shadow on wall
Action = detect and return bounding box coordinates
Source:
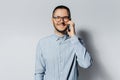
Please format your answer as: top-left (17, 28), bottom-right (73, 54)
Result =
top-left (77, 29), bottom-right (111, 80)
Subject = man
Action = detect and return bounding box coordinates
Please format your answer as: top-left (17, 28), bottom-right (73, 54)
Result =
top-left (35, 5), bottom-right (92, 80)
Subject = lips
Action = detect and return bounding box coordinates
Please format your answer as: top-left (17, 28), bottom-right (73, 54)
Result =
top-left (58, 24), bottom-right (66, 28)
top-left (57, 23), bottom-right (66, 26)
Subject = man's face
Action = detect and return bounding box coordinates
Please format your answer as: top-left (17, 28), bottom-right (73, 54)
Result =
top-left (52, 9), bottom-right (70, 33)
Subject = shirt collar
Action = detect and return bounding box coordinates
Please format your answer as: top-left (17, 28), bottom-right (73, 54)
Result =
top-left (52, 33), bottom-right (69, 41)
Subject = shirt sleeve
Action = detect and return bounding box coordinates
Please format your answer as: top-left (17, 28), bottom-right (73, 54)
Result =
top-left (34, 41), bottom-right (46, 80)
top-left (70, 35), bottom-right (92, 68)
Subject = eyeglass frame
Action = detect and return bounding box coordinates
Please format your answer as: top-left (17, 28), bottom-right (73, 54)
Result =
top-left (53, 16), bottom-right (71, 22)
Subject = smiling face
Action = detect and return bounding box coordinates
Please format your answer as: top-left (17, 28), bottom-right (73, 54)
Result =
top-left (52, 8), bottom-right (70, 33)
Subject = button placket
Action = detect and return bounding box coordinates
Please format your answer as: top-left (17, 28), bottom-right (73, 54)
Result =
top-left (57, 36), bottom-right (66, 80)
top-left (59, 38), bottom-right (63, 80)
top-left (57, 38), bottom-right (62, 80)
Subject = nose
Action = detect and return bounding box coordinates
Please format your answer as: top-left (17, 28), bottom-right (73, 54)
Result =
top-left (60, 18), bottom-right (65, 22)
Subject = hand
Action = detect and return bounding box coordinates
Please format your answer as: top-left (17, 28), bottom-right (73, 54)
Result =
top-left (67, 21), bottom-right (76, 37)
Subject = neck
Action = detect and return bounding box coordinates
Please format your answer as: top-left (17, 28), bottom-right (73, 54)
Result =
top-left (54, 30), bottom-right (66, 37)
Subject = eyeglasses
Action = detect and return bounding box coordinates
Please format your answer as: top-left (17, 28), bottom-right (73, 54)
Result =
top-left (53, 16), bottom-right (70, 22)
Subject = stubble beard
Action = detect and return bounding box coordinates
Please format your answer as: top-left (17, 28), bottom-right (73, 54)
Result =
top-left (54, 23), bottom-right (68, 34)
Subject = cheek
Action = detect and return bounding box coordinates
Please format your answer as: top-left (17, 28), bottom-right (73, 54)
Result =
top-left (52, 20), bottom-right (57, 25)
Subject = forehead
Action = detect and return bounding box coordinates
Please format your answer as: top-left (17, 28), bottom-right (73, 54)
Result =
top-left (54, 9), bottom-right (68, 16)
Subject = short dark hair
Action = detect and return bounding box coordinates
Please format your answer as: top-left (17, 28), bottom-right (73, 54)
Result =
top-left (52, 5), bottom-right (71, 20)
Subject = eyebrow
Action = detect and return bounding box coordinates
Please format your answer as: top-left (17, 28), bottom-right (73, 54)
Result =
top-left (53, 16), bottom-right (69, 17)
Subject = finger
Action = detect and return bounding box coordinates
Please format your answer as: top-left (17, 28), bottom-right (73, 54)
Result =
top-left (67, 21), bottom-right (74, 27)
top-left (67, 20), bottom-right (72, 25)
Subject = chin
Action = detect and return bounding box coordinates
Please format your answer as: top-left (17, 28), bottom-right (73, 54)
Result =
top-left (54, 25), bottom-right (67, 33)
top-left (56, 28), bottom-right (67, 33)
top-left (58, 26), bottom-right (67, 30)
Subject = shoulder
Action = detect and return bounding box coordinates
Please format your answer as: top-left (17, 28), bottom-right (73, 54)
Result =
top-left (37, 34), bottom-right (54, 45)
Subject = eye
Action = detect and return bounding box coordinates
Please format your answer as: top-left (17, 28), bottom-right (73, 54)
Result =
top-left (64, 16), bottom-right (69, 19)
top-left (56, 16), bottom-right (61, 19)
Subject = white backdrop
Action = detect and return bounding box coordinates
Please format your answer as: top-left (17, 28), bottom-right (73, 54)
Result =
top-left (0, 0), bottom-right (120, 80)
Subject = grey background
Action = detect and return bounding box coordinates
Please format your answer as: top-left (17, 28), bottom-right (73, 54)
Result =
top-left (0, 0), bottom-right (120, 80)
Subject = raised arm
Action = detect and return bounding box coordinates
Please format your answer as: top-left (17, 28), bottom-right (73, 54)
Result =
top-left (70, 35), bottom-right (92, 68)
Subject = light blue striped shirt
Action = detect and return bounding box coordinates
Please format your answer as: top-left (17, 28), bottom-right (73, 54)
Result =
top-left (35, 34), bottom-right (92, 80)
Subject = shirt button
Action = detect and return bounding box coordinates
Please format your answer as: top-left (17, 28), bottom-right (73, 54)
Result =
top-left (60, 42), bottom-right (62, 45)
top-left (60, 61), bottom-right (62, 64)
top-left (61, 63), bottom-right (62, 65)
